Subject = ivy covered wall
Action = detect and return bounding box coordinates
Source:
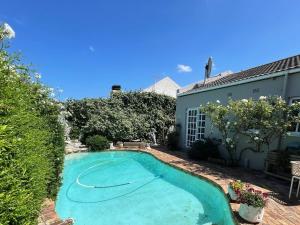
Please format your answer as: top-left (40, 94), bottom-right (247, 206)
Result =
top-left (65, 91), bottom-right (176, 143)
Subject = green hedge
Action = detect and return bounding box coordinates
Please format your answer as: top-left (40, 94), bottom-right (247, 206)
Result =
top-left (0, 45), bottom-right (65, 223)
top-left (167, 131), bottom-right (180, 151)
top-left (85, 135), bottom-right (109, 151)
top-left (65, 91), bottom-right (176, 143)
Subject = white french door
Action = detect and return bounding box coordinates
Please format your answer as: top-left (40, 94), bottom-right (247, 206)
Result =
top-left (186, 108), bottom-right (206, 147)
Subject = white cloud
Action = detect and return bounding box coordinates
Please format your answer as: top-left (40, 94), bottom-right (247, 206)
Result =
top-left (89, 46), bottom-right (95, 52)
top-left (177, 64), bottom-right (192, 73)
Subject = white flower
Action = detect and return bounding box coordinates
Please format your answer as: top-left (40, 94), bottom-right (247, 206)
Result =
top-left (230, 145), bottom-right (234, 148)
top-left (8, 65), bottom-right (16, 72)
top-left (34, 73), bottom-right (42, 79)
top-left (1, 23), bottom-right (15, 39)
top-left (58, 103), bottom-right (64, 110)
top-left (254, 137), bottom-right (259, 141)
top-left (259, 96), bottom-right (267, 100)
top-left (226, 138), bottom-right (232, 143)
top-left (241, 99), bottom-right (248, 103)
top-left (216, 100), bottom-right (220, 104)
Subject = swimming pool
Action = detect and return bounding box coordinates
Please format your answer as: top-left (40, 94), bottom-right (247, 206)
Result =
top-left (56, 151), bottom-right (236, 225)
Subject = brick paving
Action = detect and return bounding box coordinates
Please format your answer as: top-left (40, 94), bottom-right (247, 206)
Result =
top-left (38, 199), bottom-right (73, 225)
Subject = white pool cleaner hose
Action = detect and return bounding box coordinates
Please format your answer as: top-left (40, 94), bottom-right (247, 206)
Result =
top-left (76, 159), bottom-right (161, 189)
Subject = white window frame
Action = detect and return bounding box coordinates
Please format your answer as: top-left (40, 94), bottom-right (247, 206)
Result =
top-left (289, 97), bottom-right (300, 135)
top-left (186, 108), bottom-right (206, 147)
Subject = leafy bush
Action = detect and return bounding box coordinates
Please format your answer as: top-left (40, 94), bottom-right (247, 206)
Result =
top-left (188, 139), bottom-right (220, 160)
top-left (239, 188), bottom-right (268, 208)
top-left (86, 135), bottom-right (109, 151)
top-left (202, 97), bottom-right (300, 163)
top-left (0, 25), bottom-right (64, 224)
top-left (229, 180), bottom-right (245, 194)
top-left (65, 92), bottom-right (176, 143)
top-left (167, 131), bottom-right (180, 150)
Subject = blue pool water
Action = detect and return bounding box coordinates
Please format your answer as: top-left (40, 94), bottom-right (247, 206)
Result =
top-left (56, 151), bottom-right (236, 225)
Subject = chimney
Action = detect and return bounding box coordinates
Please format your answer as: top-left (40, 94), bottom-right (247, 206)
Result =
top-left (111, 85), bottom-right (121, 96)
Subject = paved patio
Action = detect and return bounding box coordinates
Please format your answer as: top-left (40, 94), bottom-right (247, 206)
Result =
top-left (139, 147), bottom-right (300, 225)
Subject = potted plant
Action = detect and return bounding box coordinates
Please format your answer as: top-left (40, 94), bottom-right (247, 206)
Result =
top-left (228, 180), bottom-right (244, 201)
top-left (238, 188), bottom-right (268, 223)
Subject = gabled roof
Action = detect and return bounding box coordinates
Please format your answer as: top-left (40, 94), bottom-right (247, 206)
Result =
top-left (143, 76), bottom-right (181, 98)
top-left (180, 54), bottom-right (300, 95)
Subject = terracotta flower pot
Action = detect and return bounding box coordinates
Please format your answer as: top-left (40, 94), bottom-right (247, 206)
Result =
top-left (238, 203), bottom-right (264, 223)
top-left (228, 184), bottom-right (239, 201)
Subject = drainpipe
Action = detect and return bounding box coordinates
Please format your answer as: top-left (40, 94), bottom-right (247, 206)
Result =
top-left (277, 72), bottom-right (289, 150)
top-left (282, 72), bottom-right (289, 101)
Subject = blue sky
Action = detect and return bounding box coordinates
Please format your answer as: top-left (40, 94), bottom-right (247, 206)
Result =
top-left (2, 0), bottom-right (300, 99)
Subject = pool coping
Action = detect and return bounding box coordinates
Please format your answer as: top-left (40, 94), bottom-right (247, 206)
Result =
top-left (94, 149), bottom-right (240, 225)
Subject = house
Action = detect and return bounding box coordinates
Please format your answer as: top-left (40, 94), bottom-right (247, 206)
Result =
top-left (175, 55), bottom-right (300, 170)
top-left (143, 76), bottom-right (180, 98)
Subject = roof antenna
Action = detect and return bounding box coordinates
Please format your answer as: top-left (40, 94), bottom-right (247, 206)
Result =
top-left (204, 57), bottom-right (212, 84)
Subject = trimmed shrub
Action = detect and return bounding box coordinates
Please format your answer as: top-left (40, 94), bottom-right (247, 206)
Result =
top-left (86, 135), bottom-right (109, 151)
top-left (167, 131), bottom-right (180, 150)
top-left (188, 139), bottom-right (220, 160)
top-left (0, 29), bottom-right (65, 224)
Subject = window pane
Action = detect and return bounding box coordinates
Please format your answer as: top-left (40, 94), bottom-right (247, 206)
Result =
top-left (186, 109), bottom-right (207, 146)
